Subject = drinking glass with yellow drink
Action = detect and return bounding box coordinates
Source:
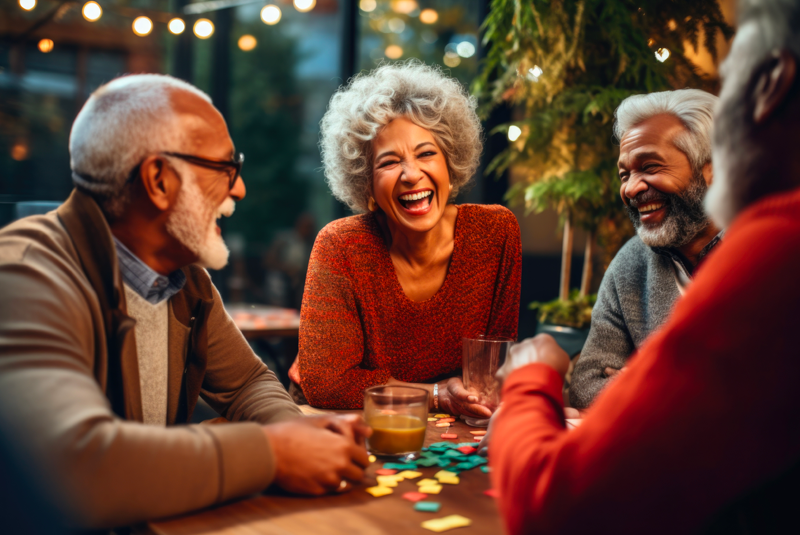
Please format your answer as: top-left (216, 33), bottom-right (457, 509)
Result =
top-left (364, 386), bottom-right (428, 459)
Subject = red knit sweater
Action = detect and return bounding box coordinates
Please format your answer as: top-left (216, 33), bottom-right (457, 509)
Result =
top-left (492, 186), bottom-right (800, 534)
top-left (297, 204), bottom-right (521, 409)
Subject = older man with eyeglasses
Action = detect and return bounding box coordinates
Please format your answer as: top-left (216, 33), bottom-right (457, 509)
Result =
top-left (0, 74), bottom-right (370, 530)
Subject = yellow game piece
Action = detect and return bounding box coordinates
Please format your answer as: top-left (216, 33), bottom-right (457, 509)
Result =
top-left (376, 476), bottom-right (400, 487)
top-left (365, 486), bottom-right (393, 497)
top-left (418, 484), bottom-right (443, 494)
top-left (421, 514), bottom-right (472, 532)
top-left (417, 478), bottom-right (439, 487)
top-left (434, 414), bottom-right (450, 418)
top-left (434, 470), bottom-right (458, 480)
top-left (428, 417), bottom-right (438, 421)
top-left (397, 470), bottom-right (422, 479)
top-left (438, 476), bottom-right (460, 485)
top-left (369, 455), bottom-right (376, 463)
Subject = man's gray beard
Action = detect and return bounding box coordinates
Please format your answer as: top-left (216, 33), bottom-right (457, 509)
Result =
top-left (627, 176), bottom-right (711, 249)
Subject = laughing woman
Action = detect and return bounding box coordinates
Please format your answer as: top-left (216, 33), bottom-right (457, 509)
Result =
top-left (288, 62), bottom-right (521, 415)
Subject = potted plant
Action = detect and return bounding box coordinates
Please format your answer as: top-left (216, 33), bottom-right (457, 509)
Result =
top-left (473, 0), bottom-right (732, 355)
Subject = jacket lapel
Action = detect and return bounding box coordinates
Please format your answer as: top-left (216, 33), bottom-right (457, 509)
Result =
top-left (57, 189), bottom-right (144, 423)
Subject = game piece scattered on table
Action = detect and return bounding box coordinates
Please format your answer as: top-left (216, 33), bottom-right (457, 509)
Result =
top-left (421, 514), bottom-right (472, 532)
top-left (369, 455), bottom-right (377, 463)
top-left (440, 433), bottom-right (458, 439)
top-left (417, 478), bottom-right (439, 487)
top-left (376, 476), bottom-right (399, 487)
top-left (480, 465), bottom-right (491, 473)
top-left (456, 446), bottom-right (477, 455)
top-left (414, 501), bottom-right (442, 513)
top-left (434, 470), bottom-right (458, 480)
top-left (438, 475), bottom-right (460, 485)
top-left (398, 470), bottom-right (422, 479)
top-left (435, 422), bottom-right (452, 428)
top-left (375, 468), bottom-right (398, 476)
top-left (437, 417), bottom-right (455, 423)
top-left (469, 430), bottom-right (487, 436)
top-left (365, 486), bottom-right (393, 497)
top-left (484, 489), bottom-right (500, 498)
top-left (474, 437), bottom-right (483, 442)
top-left (418, 484), bottom-right (443, 494)
top-left (402, 491), bottom-right (428, 502)
top-left (383, 462), bottom-right (418, 470)
top-left (434, 414), bottom-right (450, 418)
top-left (428, 417), bottom-right (438, 422)
top-left (416, 457), bottom-right (440, 467)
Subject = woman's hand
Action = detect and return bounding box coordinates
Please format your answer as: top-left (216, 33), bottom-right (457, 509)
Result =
top-left (439, 377), bottom-right (493, 419)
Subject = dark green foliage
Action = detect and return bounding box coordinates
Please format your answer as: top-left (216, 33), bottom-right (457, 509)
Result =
top-left (530, 290), bottom-right (597, 329)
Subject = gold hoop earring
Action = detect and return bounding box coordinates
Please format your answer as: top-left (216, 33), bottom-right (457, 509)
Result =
top-left (368, 196), bottom-right (378, 212)
top-left (449, 183), bottom-right (453, 191)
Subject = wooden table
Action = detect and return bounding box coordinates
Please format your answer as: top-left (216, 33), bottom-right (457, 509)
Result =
top-left (226, 304), bottom-right (300, 340)
top-left (142, 410), bottom-right (503, 535)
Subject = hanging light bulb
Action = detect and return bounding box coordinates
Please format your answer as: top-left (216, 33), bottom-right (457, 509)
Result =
top-left (507, 125), bottom-right (522, 142)
top-left (19, 0), bottom-right (36, 11)
top-left (419, 9), bottom-right (438, 24)
top-left (82, 1), bottom-right (102, 21)
top-left (261, 4), bottom-right (281, 25)
top-left (168, 18), bottom-right (185, 35)
top-left (238, 35), bottom-right (257, 51)
top-left (293, 0), bottom-right (316, 13)
top-left (38, 39), bottom-right (54, 53)
top-left (132, 16), bottom-right (153, 36)
top-left (655, 48), bottom-right (670, 62)
top-left (193, 18), bottom-right (214, 39)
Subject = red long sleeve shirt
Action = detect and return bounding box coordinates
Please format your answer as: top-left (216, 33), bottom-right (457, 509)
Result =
top-left (491, 186), bottom-right (800, 534)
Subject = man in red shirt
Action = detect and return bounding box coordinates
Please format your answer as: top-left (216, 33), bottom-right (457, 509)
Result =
top-left (490, 1), bottom-right (800, 533)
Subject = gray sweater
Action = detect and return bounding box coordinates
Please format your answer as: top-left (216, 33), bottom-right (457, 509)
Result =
top-left (569, 236), bottom-right (681, 409)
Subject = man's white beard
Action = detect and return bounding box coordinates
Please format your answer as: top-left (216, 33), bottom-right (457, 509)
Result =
top-left (166, 175), bottom-right (235, 270)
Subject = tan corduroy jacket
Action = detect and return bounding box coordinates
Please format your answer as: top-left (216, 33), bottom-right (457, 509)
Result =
top-left (0, 189), bottom-right (301, 528)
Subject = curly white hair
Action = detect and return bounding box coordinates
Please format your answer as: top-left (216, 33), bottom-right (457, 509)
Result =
top-left (320, 61), bottom-right (483, 213)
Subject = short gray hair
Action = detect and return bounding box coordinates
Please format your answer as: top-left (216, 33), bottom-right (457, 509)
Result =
top-left (69, 74), bottom-right (211, 217)
top-left (613, 89), bottom-right (718, 175)
top-left (320, 61), bottom-right (482, 213)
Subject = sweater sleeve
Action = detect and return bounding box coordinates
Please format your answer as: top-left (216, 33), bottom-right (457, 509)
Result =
top-left (491, 214), bottom-right (800, 535)
top-left (486, 208), bottom-right (522, 341)
top-left (569, 267), bottom-right (633, 408)
top-left (298, 227), bottom-right (390, 408)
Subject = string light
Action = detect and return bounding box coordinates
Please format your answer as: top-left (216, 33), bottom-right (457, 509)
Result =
top-left (82, 1), bottom-right (102, 21)
top-left (37, 39), bottom-right (54, 53)
top-left (238, 34), bottom-right (257, 51)
top-left (419, 9), bottom-right (438, 24)
top-left (385, 45), bottom-right (403, 59)
top-left (456, 41), bottom-right (475, 58)
top-left (655, 48), bottom-right (670, 62)
top-left (359, 0), bottom-right (376, 12)
top-left (132, 16), bottom-right (153, 36)
top-left (19, 0), bottom-right (36, 11)
top-left (193, 18), bottom-right (214, 39)
top-left (391, 0), bottom-right (417, 14)
top-left (293, 0), bottom-right (315, 12)
top-left (168, 18), bottom-right (185, 34)
top-left (261, 4), bottom-right (281, 25)
top-left (443, 51), bottom-right (460, 67)
top-left (507, 125), bottom-right (522, 142)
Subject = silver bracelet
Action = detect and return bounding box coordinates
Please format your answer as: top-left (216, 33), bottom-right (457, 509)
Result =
top-left (433, 383), bottom-right (439, 410)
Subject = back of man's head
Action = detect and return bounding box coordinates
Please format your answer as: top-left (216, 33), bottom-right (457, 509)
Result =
top-left (69, 74), bottom-right (211, 217)
top-left (707, 0), bottom-right (800, 227)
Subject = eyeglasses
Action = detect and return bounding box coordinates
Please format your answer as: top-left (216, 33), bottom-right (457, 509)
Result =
top-left (163, 151), bottom-right (244, 191)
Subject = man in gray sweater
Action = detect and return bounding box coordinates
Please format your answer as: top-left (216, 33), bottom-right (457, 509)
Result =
top-left (570, 89), bottom-right (724, 409)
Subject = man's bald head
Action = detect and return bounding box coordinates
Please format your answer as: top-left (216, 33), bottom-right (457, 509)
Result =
top-left (69, 74), bottom-right (222, 217)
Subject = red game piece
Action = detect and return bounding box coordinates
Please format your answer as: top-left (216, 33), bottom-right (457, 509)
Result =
top-left (375, 469), bottom-right (398, 475)
top-left (470, 430), bottom-right (487, 436)
top-left (402, 491), bottom-right (428, 502)
top-left (474, 437), bottom-right (483, 441)
top-left (484, 489), bottom-right (500, 498)
top-left (437, 417), bottom-right (456, 423)
top-left (456, 446), bottom-right (477, 455)
top-left (440, 433), bottom-right (458, 439)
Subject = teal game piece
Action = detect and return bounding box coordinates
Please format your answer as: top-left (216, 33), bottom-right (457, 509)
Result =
top-left (414, 501), bottom-right (442, 513)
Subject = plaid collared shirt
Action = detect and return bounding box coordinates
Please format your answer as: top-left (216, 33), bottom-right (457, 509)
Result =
top-left (113, 238), bottom-right (186, 305)
top-left (652, 231), bottom-right (724, 295)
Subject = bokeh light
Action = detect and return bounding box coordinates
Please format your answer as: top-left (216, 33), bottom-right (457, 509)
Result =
top-left (194, 18), bottom-right (214, 39)
top-left (507, 125), bottom-right (522, 142)
top-left (456, 41), bottom-right (475, 58)
top-left (11, 142), bottom-right (29, 161)
top-left (168, 18), bottom-right (185, 34)
top-left (419, 9), bottom-right (438, 24)
top-left (655, 48), bottom-right (670, 62)
top-left (261, 5), bottom-right (281, 25)
top-left (37, 39), bottom-right (54, 53)
top-left (391, 0), bottom-right (417, 14)
top-left (293, 0), bottom-right (315, 12)
top-left (19, 0), bottom-right (36, 11)
top-left (132, 16), bottom-right (153, 37)
top-left (238, 34), bottom-right (257, 51)
top-left (526, 65), bottom-right (543, 82)
top-left (360, 0), bottom-right (376, 12)
top-left (82, 1), bottom-right (102, 22)
top-left (388, 18), bottom-right (405, 33)
top-left (385, 45), bottom-right (403, 59)
top-left (443, 51), bottom-right (460, 67)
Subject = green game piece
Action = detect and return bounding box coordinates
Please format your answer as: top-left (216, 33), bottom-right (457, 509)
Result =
top-left (416, 457), bottom-right (440, 467)
top-left (454, 462), bottom-right (478, 471)
top-left (467, 455), bottom-right (488, 465)
top-left (443, 450), bottom-right (464, 458)
top-left (383, 462), bottom-right (418, 470)
top-left (414, 501), bottom-right (442, 513)
top-left (456, 443), bottom-right (476, 449)
top-left (481, 465), bottom-right (491, 473)
top-left (429, 442), bottom-right (457, 449)
top-left (436, 458), bottom-right (452, 467)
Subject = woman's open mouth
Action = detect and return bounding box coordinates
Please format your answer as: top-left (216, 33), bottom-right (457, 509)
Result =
top-left (397, 189), bottom-right (433, 215)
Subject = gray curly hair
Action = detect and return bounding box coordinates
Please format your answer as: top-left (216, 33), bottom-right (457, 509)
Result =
top-left (320, 61), bottom-right (483, 213)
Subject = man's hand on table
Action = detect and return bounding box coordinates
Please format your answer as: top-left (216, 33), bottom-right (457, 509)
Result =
top-left (440, 377), bottom-right (493, 419)
top-left (262, 415), bottom-right (371, 496)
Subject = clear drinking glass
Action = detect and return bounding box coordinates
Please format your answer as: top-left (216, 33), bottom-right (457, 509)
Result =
top-left (461, 335), bottom-right (514, 427)
top-left (364, 385), bottom-right (428, 460)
